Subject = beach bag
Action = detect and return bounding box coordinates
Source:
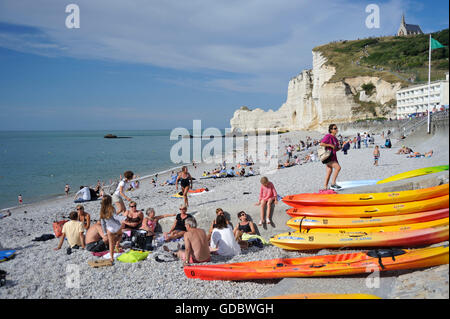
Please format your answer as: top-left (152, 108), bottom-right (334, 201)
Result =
top-left (53, 220), bottom-right (68, 238)
top-left (135, 231), bottom-right (154, 251)
top-left (317, 146), bottom-right (332, 163)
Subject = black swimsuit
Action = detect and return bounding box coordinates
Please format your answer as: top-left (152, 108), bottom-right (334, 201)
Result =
top-left (179, 174), bottom-right (191, 188)
top-left (174, 213), bottom-right (192, 232)
top-left (238, 222), bottom-right (252, 233)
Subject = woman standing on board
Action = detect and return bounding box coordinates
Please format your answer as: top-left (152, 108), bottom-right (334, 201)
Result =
top-left (320, 124), bottom-right (341, 191)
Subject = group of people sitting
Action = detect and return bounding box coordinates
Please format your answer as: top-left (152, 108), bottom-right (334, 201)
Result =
top-left (54, 197), bottom-right (264, 265)
top-left (202, 165), bottom-right (256, 178)
top-left (54, 198), bottom-right (176, 260)
top-left (162, 206), bottom-right (265, 265)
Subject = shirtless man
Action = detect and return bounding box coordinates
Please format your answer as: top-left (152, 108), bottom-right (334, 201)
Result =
top-left (176, 217), bottom-right (210, 265)
top-left (85, 221), bottom-right (108, 252)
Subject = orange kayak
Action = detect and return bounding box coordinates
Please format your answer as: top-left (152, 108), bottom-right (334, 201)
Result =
top-left (270, 219), bottom-right (448, 250)
top-left (286, 195), bottom-right (449, 218)
top-left (184, 245), bottom-right (449, 281)
top-left (287, 208), bottom-right (449, 230)
top-left (283, 184), bottom-right (449, 207)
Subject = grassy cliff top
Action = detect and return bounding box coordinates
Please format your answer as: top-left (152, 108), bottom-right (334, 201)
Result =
top-left (313, 29), bottom-right (449, 86)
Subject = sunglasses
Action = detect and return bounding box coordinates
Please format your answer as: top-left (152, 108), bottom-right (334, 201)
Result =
top-left (130, 205), bottom-right (136, 208)
top-left (180, 208), bottom-right (187, 210)
top-left (332, 127), bottom-right (338, 130)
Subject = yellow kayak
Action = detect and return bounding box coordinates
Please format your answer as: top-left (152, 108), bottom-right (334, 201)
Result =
top-left (270, 220), bottom-right (449, 250)
top-left (377, 165), bottom-right (449, 184)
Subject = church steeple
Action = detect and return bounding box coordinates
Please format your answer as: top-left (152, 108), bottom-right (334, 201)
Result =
top-left (401, 13), bottom-right (406, 26)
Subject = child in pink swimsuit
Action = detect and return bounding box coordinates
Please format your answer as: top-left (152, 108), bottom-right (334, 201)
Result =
top-left (255, 177), bottom-right (278, 225)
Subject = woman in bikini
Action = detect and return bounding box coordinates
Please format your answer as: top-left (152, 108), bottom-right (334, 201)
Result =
top-left (140, 207), bottom-right (175, 236)
top-left (122, 201), bottom-right (144, 232)
top-left (176, 166), bottom-right (193, 208)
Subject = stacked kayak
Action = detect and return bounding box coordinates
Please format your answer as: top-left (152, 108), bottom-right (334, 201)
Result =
top-left (272, 184), bottom-right (449, 250)
top-left (286, 208), bottom-right (449, 229)
top-left (282, 184), bottom-right (449, 208)
top-left (184, 245), bottom-right (449, 281)
top-left (286, 195), bottom-right (449, 218)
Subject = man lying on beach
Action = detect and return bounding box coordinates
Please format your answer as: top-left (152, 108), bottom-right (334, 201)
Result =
top-left (85, 221), bottom-right (108, 252)
top-left (164, 205), bottom-right (193, 242)
top-left (54, 211), bottom-right (86, 252)
top-left (164, 217), bottom-right (211, 265)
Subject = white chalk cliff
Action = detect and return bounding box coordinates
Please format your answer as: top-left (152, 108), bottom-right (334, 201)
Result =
top-left (230, 51), bottom-right (402, 133)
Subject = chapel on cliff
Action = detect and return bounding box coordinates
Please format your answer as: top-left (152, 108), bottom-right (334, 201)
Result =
top-left (397, 14), bottom-right (423, 36)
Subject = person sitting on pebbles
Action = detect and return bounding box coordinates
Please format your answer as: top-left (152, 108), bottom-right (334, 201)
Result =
top-left (207, 208), bottom-right (231, 241)
top-left (85, 221), bottom-right (109, 252)
top-left (233, 211), bottom-right (256, 249)
top-left (164, 217), bottom-right (211, 265)
top-left (163, 205), bottom-right (193, 242)
top-left (140, 208), bottom-right (175, 237)
top-left (76, 204), bottom-right (91, 230)
top-left (54, 211), bottom-right (86, 253)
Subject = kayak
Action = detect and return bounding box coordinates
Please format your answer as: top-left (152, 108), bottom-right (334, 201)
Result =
top-left (334, 180), bottom-right (379, 190)
top-left (282, 184), bottom-right (449, 207)
top-left (184, 245), bottom-right (449, 281)
top-left (270, 223), bottom-right (448, 250)
top-left (286, 195), bottom-right (449, 218)
top-left (286, 208), bottom-right (449, 230)
top-left (263, 293), bottom-right (381, 299)
top-left (336, 165), bottom-right (449, 190)
top-left (298, 217), bottom-right (449, 234)
top-left (377, 165), bottom-right (449, 184)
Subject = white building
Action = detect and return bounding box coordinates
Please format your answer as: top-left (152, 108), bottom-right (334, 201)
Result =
top-left (396, 73), bottom-right (449, 119)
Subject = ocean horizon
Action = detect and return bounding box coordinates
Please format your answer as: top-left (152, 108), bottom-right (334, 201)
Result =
top-left (0, 129), bottom-right (227, 210)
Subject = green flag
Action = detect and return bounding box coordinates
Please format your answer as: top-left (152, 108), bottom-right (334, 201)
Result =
top-left (431, 37), bottom-right (446, 50)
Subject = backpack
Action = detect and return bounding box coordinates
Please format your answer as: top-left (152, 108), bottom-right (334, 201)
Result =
top-left (53, 220), bottom-right (69, 238)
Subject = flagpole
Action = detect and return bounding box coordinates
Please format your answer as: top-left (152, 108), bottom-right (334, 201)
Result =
top-left (427, 34), bottom-right (431, 134)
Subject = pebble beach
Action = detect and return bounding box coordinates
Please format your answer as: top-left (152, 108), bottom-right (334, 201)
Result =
top-left (0, 127), bottom-right (448, 299)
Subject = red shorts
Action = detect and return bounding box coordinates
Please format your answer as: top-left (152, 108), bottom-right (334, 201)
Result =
top-left (189, 255), bottom-right (211, 264)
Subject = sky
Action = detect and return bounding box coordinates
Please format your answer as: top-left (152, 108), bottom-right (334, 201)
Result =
top-left (0, 0), bottom-right (448, 130)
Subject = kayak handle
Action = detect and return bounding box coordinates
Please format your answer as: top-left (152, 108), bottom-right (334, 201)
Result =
top-left (309, 264), bottom-right (326, 268)
top-left (364, 209), bottom-right (378, 213)
top-left (359, 196), bottom-right (374, 200)
top-left (348, 232), bottom-right (368, 237)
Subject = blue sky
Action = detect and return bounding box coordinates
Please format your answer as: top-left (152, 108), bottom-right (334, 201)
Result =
top-left (0, 0), bottom-right (448, 130)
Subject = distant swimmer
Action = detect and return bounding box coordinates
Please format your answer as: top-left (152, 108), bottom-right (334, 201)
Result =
top-left (18, 194), bottom-right (23, 205)
top-left (65, 184), bottom-right (70, 196)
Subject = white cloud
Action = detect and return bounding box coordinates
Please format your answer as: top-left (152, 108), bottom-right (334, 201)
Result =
top-left (0, 0), bottom-right (412, 95)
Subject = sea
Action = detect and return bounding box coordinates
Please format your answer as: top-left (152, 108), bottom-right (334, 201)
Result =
top-left (0, 130), bottom-right (227, 210)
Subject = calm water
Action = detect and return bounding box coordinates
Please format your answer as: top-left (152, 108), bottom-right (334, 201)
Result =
top-left (0, 130), bottom-right (218, 209)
